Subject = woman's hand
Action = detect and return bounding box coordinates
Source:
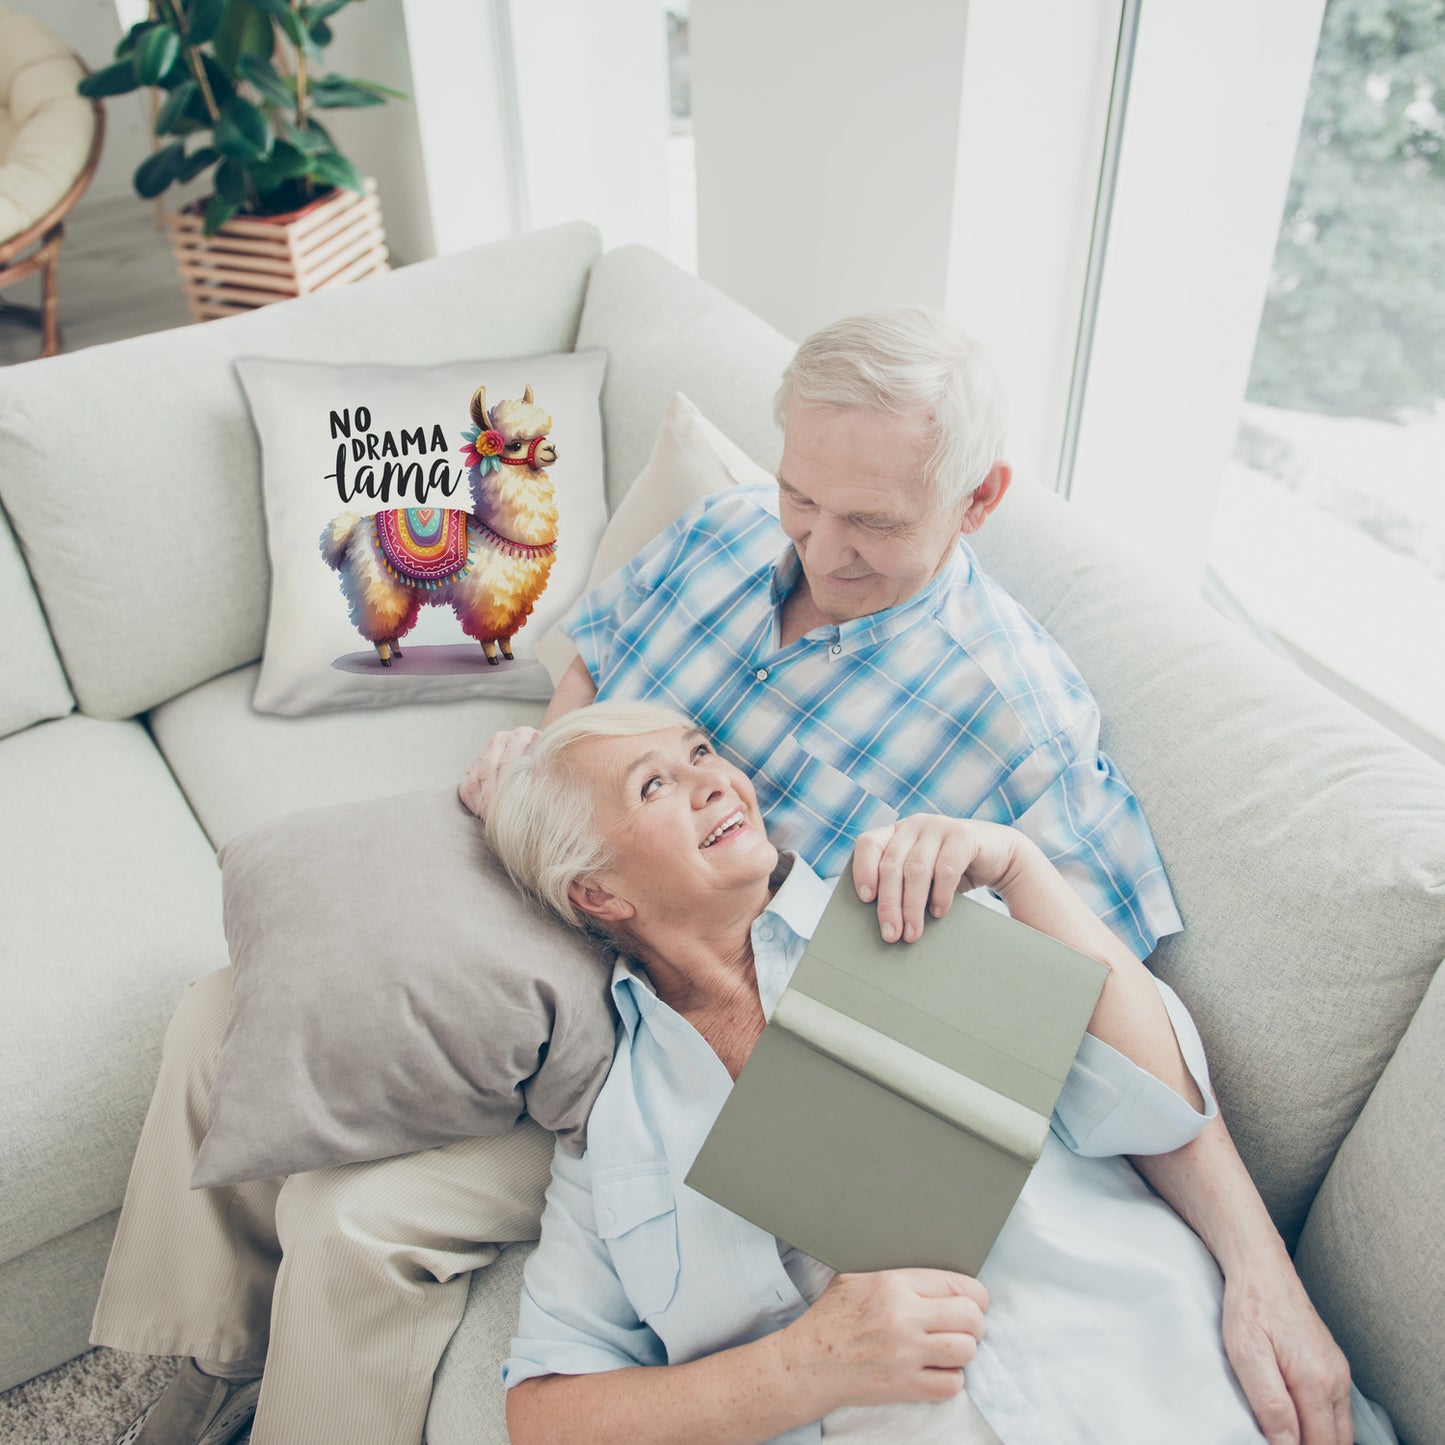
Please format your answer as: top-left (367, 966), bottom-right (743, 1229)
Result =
top-left (852, 815), bottom-right (1029, 943)
top-left (779, 1269), bottom-right (989, 1411)
top-left (458, 726), bottom-right (540, 821)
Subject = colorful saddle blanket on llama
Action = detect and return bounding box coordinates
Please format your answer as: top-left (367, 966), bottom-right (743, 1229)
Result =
top-left (372, 508), bottom-right (472, 585)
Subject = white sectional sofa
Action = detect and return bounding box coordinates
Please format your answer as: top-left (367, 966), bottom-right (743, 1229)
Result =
top-left (1, 222), bottom-right (1441, 1443)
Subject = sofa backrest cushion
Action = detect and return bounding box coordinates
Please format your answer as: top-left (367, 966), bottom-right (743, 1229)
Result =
top-left (0, 222), bottom-right (601, 720)
top-left (969, 478), bottom-right (1445, 1245)
top-left (0, 502), bottom-right (71, 737)
top-left (575, 245), bottom-right (795, 510)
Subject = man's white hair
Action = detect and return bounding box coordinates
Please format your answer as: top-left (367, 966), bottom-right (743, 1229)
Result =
top-left (774, 307), bottom-right (1008, 510)
top-left (487, 700), bottom-right (696, 931)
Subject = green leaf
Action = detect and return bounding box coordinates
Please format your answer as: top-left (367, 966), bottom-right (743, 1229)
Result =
top-left (134, 25), bottom-right (181, 86)
top-left (263, 139), bottom-right (311, 178)
top-left (309, 148), bottom-right (363, 194)
top-left (133, 142), bottom-right (186, 199)
top-left (309, 75), bottom-right (384, 108)
top-left (247, 0), bottom-right (306, 45)
top-left (186, 0), bottom-right (227, 47)
top-left (215, 156), bottom-right (249, 204)
top-left (239, 53), bottom-right (295, 107)
top-left (115, 20), bottom-right (156, 59)
top-left (178, 145), bottom-right (220, 182)
top-left (203, 193), bottom-right (238, 235)
top-left (308, 18), bottom-right (332, 47)
top-left (214, 0), bottom-right (275, 75)
top-left (79, 60), bottom-right (142, 98)
top-left (154, 79), bottom-right (198, 135)
top-left (199, 53), bottom-right (236, 107)
top-left (350, 78), bottom-right (408, 101)
top-left (215, 95), bottom-right (274, 160)
top-left (281, 115), bottom-right (332, 153)
top-left (301, 0), bottom-right (351, 23)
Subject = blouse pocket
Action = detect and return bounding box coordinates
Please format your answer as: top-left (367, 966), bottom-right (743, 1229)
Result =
top-left (593, 1162), bottom-right (681, 1321)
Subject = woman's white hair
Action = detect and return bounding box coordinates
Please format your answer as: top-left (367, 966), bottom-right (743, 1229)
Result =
top-left (774, 307), bottom-right (1007, 511)
top-left (487, 700), bottom-right (696, 931)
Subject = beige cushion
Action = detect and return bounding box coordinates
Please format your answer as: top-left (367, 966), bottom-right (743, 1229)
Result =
top-left (575, 245), bottom-right (794, 510)
top-left (536, 392), bottom-right (765, 684)
top-left (968, 478), bottom-right (1445, 1245)
top-left (0, 503), bottom-right (71, 738)
top-left (0, 221), bottom-right (602, 720)
top-left (1294, 959), bottom-right (1445, 1445)
top-left (0, 715), bottom-right (226, 1266)
top-left (148, 663), bottom-right (544, 850)
top-left (0, 10), bottom-right (91, 240)
top-left (195, 791), bottom-right (616, 1186)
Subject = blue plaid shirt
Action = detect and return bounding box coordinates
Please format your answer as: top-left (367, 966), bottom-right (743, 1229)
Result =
top-left (563, 485), bottom-right (1181, 959)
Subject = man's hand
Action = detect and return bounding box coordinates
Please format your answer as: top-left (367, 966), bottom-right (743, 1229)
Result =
top-left (851, 815), bottom-right (1026, 943)
top-left (1221, 1262), bottom-right (1353, 1445)
top-left (458, 726), bottom-right (540, 821)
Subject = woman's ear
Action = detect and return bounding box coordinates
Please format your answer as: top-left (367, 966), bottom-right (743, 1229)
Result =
top-left (567, 879), bottom-right (635, 924)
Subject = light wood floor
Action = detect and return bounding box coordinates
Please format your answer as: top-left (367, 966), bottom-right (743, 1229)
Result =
top-left (0, 194), bottom-right (193, 366)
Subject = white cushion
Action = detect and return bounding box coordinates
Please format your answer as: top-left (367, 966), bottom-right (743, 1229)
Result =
top-left (0, 504), bottom-right (71, 738)
top-left (236, 350), bottom-right (608, 716)
top-left (0, 715), bottom-right (227, 1266)
top-left (148, 663), bottom-right (545, 849)
top-left (0, 222), bottom-right (602, 720)
top-left (536, 392), bottom-right (767, 684)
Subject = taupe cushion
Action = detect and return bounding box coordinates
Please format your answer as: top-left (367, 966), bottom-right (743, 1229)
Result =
top-left (0, 503), bottom-right (71, 739)
top-left (194, 790), bottom-right (617, 1187)
top-left (0, 222), bottom-right (601, 720)
top-left (576, 244), bottom-right (794, 510)
top-left (0, 715), bottom-right (226, 1266)
top-left (1295, 959), bottom-right (1445, 1445)
top-left (969, 479), bottom-right (1445, 1244)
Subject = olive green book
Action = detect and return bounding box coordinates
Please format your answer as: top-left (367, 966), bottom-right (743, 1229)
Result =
top-left (684, 886), bottom-right (1109, 1275)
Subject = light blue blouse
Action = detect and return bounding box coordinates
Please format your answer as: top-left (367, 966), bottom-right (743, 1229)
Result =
top-left (504, 858), bottom-right (1269, 1443)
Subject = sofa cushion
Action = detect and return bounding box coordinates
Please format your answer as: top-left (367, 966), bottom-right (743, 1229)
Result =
top-left (0, 502), bottom-right (71, 738)
top-left (576, 245), bottom-right (794, 511)
top-left (0, 222), bottom-right (602, 721)
top-left (536, 392), bottom-right (762, 684)
top-left (148, 663), bottom-right (544, 849)
top-left (236, 349), bottom-right (607, 716)
top-left (967, 478), bottom-right (1445, 1244)
top-left (0, 715), bottom-right (227, 1267)
top-left (1294, 958), bottom-right (1445, 1445)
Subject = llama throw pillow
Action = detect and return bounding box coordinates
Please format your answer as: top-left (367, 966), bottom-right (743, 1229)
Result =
top-left (238, 351), bottom-right (607, 716)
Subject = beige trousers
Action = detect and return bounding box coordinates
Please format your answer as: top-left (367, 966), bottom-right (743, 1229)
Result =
top-left (91, 969), bottom-right (555, 1445)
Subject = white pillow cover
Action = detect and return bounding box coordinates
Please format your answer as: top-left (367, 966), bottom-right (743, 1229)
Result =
top-left (536, 391), bottom-right (774, 685)
top-left (238, 351), bottom-right (608, 715)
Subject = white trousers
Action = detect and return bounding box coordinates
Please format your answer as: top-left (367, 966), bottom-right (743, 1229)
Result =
top-left (90, 968), bottom-right (555, 1445)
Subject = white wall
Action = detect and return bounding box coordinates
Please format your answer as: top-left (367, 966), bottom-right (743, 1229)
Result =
top-left (689, 0), bottom-right (972, 341)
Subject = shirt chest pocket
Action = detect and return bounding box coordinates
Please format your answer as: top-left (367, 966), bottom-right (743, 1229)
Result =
top-left (593, 1164), bottom-right (681, 1322)
top-left (758, 732), bottom-right (898, 867)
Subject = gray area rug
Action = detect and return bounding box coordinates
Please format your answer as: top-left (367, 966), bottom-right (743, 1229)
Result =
top-left (0, 1350), bottom-right (232, 1445)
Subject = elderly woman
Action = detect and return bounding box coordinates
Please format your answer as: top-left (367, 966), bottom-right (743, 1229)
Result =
top-left (484, 700), bottom-right (1331, 1445)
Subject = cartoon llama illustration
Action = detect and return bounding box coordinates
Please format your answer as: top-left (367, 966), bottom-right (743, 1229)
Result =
top-left (319, 384), bottom-right (559, 667)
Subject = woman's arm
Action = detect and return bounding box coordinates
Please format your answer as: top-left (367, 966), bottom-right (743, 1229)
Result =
top-left (852, 815), bottom-right (1203, 1108)
top-left (509, 1269), bottom-right (987, 1445)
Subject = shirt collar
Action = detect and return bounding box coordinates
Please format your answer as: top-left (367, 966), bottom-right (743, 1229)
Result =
top-left (609, 852), bottom-right (835, 1037)
top-left (767, 542), bottom-right (973, 650)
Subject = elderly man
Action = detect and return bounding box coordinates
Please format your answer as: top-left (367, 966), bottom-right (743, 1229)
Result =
top-left (95, 310), bottom-right (1351, 1445)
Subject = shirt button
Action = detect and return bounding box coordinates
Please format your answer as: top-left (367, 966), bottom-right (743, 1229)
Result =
top-left (830, 644), bottom-right (842, 655)
top-left (755, 668), bottom-right (769, 681)
top-left (756, 924), bottom-right (773, 943)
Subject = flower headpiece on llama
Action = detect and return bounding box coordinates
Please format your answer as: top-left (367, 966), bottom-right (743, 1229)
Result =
top-left (460, 385), bottom-right (555, 476)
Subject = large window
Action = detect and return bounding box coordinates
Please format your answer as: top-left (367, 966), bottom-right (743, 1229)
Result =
top-left (1206, 0), bottom-right (1445, 757)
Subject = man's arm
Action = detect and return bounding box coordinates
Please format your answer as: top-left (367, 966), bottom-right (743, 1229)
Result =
top-left (544, 654), bottom-right (599, 724)
top-left (1131, 1120), bottom-right (1353, 1445)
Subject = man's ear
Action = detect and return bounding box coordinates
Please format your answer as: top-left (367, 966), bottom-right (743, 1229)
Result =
top-left (959, 462), bottom-right (1012, 536)
top-left (567, 879), bottom-right (635, 924)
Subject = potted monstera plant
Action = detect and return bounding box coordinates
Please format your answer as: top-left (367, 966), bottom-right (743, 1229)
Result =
top-left (79, 0), bottom-right (403, 319)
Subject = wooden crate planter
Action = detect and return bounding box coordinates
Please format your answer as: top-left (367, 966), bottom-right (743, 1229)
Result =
top-left (166, 179), bottom-right (389, 322)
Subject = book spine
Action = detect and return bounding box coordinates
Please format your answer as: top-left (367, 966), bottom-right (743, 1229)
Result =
top-left (771, 990), bottom-right (1050, 1165)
